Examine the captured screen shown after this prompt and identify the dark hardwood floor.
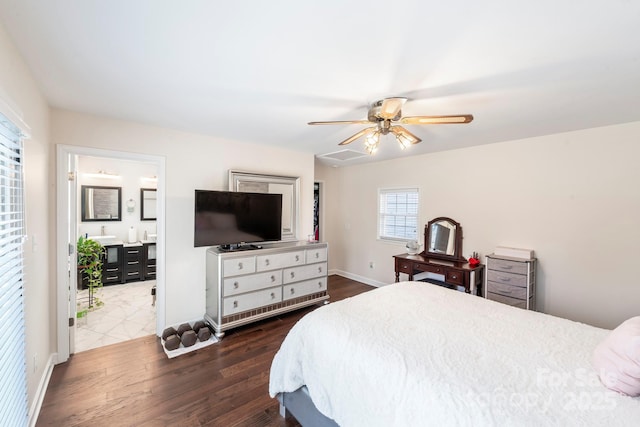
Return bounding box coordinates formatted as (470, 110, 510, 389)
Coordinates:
(37, 275, 373, 427)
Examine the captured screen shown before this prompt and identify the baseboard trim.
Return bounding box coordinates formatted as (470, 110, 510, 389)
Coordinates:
(28, 352, 56, 427)
(329, 270, 387, 288)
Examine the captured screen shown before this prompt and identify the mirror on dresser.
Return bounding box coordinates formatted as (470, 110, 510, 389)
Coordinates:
(422, 217, 466, 262)
(81, 185, 122, 221)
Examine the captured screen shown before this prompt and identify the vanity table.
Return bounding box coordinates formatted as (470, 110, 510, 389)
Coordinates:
(393, 217, 484, 295)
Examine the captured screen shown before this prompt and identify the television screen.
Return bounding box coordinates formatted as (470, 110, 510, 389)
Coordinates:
(194, 190, 282, 248)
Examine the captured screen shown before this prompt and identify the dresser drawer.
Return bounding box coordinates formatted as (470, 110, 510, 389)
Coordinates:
(103, 270, 122, 284)
(415, 263, 446, 275)
(223, 271, 283, 296)
(283, 277, 327, 301)
(396, 259, 412, 274)
(445, 270, 464, 285)
(223, 256, 256, 277)
(487, 280, 527, 299)
(487, 270, 527, 287)
(488, 258, 529, 275)
(223, 287, 282, 315)
(124, 246, 143, 258)
(256, 251, 304, 272)
(487, 292, 533, 309)
(283, 262, 327, 284)
(305, 247, 327, 263)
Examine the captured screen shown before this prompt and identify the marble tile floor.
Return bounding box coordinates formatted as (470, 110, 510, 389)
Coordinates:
(75, 280, 156, 353)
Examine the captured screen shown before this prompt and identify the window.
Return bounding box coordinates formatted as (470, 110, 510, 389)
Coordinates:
(378, 188, 419, 241)
(0, 112, 27, 426)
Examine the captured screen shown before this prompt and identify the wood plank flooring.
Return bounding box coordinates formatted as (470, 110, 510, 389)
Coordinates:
(36, 275, 373, 427)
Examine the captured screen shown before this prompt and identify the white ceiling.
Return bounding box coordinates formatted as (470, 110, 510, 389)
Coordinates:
(1, 1, 640, 166)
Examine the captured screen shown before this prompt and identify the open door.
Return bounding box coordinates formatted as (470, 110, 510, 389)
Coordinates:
(56, 148, 78, 362)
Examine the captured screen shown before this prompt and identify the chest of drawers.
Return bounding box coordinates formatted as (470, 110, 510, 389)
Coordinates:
(485, 254, 536, 310)
(205, 242, 329, 338)
(123, 244, 144, 282)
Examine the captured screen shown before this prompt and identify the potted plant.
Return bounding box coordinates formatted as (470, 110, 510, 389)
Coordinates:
(77, 236, 106, 309)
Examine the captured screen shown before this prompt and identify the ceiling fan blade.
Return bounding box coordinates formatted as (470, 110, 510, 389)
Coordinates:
(377, 97, 407, 119)
(400, 114, 474, 125)
(338, 127, 376, 145)
(308, 120, 372, 125)
(390, 126, 422, 146)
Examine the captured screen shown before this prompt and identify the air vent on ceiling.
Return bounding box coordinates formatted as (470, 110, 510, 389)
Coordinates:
(317, 149, 368, 162)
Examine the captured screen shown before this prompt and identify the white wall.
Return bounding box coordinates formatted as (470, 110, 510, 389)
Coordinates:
(51, 109, 316, 326)
(321, 122, 640, 329)
(77, 155, 158, 241)
(0, 23, 52, 419)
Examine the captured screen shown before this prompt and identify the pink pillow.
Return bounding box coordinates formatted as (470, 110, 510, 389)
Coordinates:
(593, 316, 640, 396)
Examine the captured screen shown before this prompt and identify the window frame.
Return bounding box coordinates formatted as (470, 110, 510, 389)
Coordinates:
(377, 187, 420, 243)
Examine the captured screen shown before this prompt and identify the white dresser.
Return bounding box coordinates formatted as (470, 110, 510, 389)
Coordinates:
(205, 241, 329, 338)
(485, 254, 536, 310)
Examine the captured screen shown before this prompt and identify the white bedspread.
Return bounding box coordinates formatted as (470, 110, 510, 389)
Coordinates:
(269, 282, 640, 426)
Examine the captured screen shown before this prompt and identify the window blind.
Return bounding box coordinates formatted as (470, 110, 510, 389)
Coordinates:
(378, 188, 419, 241)
(0, 112, 27, 427)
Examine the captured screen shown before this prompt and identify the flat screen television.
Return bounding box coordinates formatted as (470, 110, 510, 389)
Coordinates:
(194, 189, 282, 248)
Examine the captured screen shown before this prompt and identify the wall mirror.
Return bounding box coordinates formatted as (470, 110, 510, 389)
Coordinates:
(423, 217, 465, 262)
(229, 170, 299, 241)
(140, 188, 157, 221)
(81, 185, 122, 221)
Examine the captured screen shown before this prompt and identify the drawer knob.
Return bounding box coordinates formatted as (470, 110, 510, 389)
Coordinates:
(290, 288, 295, 295)
(238, 262, 243, 270)
(318, 266, 322, 273)
(451, 274, 457, 279)
(233, 301, 238, 308)
(318, 281, 322, 288)
(295, 255, 300, 261)
(233, 282, 239, 289)
(265, 259, 270, 266)
(290, 272, 295, 279)
(270, 275, 276, 282)
(315, 253, 319, 259)
(270, 292, 276, 299)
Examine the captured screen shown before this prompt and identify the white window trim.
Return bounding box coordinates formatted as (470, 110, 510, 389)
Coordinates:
(377, 187, 419, 243)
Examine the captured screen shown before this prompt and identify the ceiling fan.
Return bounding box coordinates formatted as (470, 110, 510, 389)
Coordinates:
(308, 97, 473, 154)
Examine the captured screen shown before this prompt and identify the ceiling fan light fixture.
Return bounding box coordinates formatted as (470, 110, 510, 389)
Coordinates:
(396, 134, 413, 149)
(364, 131, 380, 155)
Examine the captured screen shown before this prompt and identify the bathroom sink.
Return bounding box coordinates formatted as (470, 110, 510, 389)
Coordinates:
(87, 235, 120, 245)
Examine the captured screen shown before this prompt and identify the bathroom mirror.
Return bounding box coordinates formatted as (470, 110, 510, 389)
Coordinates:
(423, 217, 465, 262)
(140, 188, 157, 221)
(81, 185, 122, 221)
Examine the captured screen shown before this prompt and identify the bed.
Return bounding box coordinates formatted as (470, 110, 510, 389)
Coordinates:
(269, 281, 640, 426)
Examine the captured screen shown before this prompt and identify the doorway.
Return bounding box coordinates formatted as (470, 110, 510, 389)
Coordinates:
(56, 145, 165, 362)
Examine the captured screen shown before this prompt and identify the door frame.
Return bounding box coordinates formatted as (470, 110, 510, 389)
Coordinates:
(55, 144, 166, 363)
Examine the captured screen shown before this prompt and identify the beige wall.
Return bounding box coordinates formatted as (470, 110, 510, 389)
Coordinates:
(320, 122, 640, 329)
(51, 109, 316, 325)
(0, 24, 52, 417)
